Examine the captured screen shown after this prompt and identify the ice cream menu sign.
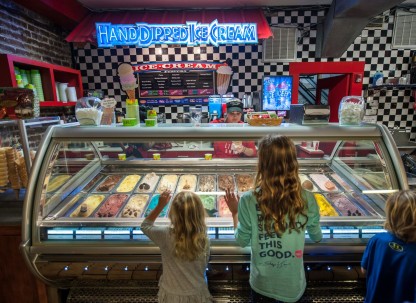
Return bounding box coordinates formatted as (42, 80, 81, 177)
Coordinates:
(123, 62, 229, 105)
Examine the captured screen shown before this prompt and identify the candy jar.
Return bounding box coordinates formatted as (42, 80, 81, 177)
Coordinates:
(75, 97, 102, 126)
(338, 96, 365, 125)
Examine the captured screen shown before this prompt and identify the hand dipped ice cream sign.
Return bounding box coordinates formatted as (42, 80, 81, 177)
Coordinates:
(96, 20, 258, 47)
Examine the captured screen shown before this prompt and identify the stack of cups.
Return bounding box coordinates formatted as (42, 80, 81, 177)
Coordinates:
(31, 70, 44, 101)
(66, 87, 78, 102)
(58, 83, 68, 103)
(55, 82, 60, 101)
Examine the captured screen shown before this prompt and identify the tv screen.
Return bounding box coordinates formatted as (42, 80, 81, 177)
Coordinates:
(261, 75, 293, 111)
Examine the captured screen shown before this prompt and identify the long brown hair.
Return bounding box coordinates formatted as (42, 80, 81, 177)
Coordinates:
(168, 191, 208, 261)
(254, 135, 307, 236)
(384, 190, 416, 242)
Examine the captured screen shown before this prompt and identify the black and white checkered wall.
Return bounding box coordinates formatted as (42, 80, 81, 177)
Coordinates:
(74, 8, 415, 137)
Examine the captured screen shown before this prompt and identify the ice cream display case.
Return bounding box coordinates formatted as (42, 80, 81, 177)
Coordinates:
(21, 123, 407, 288)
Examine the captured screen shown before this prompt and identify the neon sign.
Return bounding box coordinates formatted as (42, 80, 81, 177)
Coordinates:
(96, 20, 258, 47)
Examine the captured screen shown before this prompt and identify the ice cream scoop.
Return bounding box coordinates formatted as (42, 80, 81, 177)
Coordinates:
(118, 63, 138, 100)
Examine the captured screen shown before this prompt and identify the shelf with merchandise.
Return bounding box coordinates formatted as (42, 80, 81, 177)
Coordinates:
(0, 54, 83, 105)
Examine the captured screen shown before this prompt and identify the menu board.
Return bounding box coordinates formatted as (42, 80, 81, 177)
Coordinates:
(138, 70, 215, 105)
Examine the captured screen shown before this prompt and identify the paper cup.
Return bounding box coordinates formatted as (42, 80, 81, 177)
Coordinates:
(153, 153, 160, 160)
(204, 153, 212, 160)
(145, 119, 157, 127)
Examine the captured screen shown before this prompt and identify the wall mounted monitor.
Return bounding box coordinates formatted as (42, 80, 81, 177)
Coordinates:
(261, 75, 293, 111)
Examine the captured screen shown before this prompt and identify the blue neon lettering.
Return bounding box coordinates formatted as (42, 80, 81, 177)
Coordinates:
(96, 20, 257, 47)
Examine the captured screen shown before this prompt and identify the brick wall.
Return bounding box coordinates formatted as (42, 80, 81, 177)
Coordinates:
(0, 0, 72, 67)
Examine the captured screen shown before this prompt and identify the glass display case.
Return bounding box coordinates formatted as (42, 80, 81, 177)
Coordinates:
(0, 117, 62, 199)
(21, 123, 407, 287)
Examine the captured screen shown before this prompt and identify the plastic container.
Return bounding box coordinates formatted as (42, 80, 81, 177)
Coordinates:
(75, 97, 102, 126)
(338, 96, 365, 126)
(372, 71, 383, 86)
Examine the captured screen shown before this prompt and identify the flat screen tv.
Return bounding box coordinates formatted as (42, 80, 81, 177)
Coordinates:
(261, 75, 293, 111)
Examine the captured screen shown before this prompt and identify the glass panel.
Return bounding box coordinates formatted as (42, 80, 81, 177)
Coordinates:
(37, 137, 392, 242)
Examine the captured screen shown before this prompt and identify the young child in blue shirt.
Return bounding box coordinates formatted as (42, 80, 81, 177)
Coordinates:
(361, 190, 416, 303)
(225, 135, 322, 303)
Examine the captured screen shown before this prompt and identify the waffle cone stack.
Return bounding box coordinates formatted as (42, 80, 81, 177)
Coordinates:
(0, 148, 9, 187)
(5, 147, 21, 189)
(15, 154, 28, 188)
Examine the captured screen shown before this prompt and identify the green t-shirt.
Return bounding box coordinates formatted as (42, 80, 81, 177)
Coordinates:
(235, 190, 322, 302)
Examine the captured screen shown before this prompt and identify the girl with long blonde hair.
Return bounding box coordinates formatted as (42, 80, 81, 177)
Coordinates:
(225, 135, 322, 303)
(141, 190, 212, 303)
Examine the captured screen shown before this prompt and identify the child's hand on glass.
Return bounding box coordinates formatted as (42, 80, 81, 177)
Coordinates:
(158, 190, 172, 208)
(224, 187, 239, 215)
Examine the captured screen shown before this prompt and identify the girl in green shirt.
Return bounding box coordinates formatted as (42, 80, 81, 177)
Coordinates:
(225, 135, 322, 303)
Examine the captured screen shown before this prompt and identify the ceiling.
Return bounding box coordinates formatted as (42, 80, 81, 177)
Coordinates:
(10, 0, 416, 57)
(76, 0, 332, 11)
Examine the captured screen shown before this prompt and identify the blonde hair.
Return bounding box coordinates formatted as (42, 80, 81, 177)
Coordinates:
(168, 191, 208, 261)
(254, 135, 307, 236)
(384, 190, 416, 242)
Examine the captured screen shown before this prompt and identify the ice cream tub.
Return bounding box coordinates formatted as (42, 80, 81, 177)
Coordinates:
(116, 174, 142, 193)
(235, 174, 255, 193)
(93, 174, 123, 193)
(82, 174, 104, 192)
(204, 153, 212, 160)
(309, 174, 339, 192)
(142, 194, 171, 218)
(67, 194, 107, 217)
(157, 174, 179, 193)
(324, 192, 368, 216)
(218, 174, 236, 192)
(46, 174, 72, 193)
(218, 195, 232, 217)
(176, 174, 197, 192)
(313, 193, 340, 217)
(299, 174, 319, 192)
(94, 193, 129, 218)
(120, 194, 150, 218)
(199, 195, 218, 217)
(136, 172, 160, 193)
(349, 192, 377, 216)
(153, 153, 160, 160)
(197, 175, 217, 192)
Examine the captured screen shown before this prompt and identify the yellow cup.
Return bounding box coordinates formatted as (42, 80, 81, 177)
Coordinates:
(153, 153, 160, 160)
(204, 153, 212, 160)
(118, 153, 126, 160)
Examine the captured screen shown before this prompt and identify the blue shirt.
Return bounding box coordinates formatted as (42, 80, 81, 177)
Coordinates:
(235, 190, 322, 302)
(361, 232, 416, 303)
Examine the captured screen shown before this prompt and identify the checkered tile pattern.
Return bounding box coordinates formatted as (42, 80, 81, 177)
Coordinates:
(74, 8, 416, 138)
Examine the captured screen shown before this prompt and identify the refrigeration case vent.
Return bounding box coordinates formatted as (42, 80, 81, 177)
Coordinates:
(393, 8, 416, 48)
(262, 27, 297, 62)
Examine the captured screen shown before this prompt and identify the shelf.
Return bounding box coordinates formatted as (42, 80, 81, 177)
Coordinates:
(369, 84, 416, 90)
(0, 54, 83, 107)
(39, 101, 77, 107)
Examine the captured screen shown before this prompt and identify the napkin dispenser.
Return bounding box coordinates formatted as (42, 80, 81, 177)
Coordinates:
(302, 105, 330, 124)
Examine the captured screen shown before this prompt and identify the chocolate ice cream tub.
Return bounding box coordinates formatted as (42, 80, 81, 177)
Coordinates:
(92, 174, 123, 193)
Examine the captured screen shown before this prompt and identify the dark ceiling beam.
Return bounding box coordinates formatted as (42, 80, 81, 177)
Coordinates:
(317, 0, 406, 58)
